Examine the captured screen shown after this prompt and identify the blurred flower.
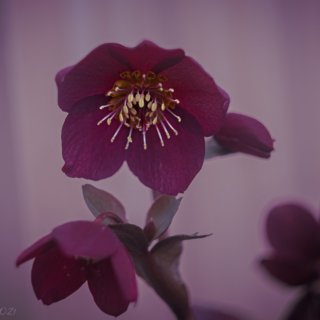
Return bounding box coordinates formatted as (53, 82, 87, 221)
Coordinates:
(260, 203, 320, 320)
(260, 203, 320, 286)
(212, 113, 274, 158)
(16, 219, 137, 317)
(56, 40, 229, 195)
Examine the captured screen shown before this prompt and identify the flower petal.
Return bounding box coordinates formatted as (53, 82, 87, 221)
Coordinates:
(260, 254, 316, 286)
(162, 57, 230, 136)
(32, 246, 88, 305)
(56, 44, 129, 113)
(61, 106, 127, 180)
(127, 110, 205, 195)
(52, 221, 119, 259)
(107, 40, 185, 74)
(110, 244, 138, 303)
(266, 204, 320, 258)
(16, 234, 55, 267)
(88, 248, 137, 317)
(214, 113, 274, 158)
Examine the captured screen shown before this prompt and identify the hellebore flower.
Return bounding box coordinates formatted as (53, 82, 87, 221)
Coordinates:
(56, 40, 230, 195)
(16, 219, 137, 317)
(213, 113, 274, 158)
(260, 203, 320, 287)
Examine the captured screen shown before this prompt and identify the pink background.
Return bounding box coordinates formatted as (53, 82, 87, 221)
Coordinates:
(1, 0, 320, 319)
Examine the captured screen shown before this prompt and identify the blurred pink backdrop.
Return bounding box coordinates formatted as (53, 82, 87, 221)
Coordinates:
(1, 0, 320, 319)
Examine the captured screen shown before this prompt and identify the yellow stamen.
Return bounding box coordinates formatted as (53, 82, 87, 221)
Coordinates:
(151, 103, 157, 112)
(153, 117, 157, 125)
(161, 103, 165, 111)
(146, 94, 151, 101)
(123, 105, 129, 114)
(139, 99, 144, 108)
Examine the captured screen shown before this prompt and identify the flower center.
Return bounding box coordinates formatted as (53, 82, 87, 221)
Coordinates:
(98, 70, 181, 150)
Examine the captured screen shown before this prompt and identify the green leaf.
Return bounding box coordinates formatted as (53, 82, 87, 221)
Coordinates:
(205, 139, 233, 159)
(145, 195, 182, 242)
(82, 184, 126, 223)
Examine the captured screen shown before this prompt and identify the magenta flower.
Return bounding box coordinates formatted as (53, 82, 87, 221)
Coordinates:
(260, 203, 320, 286)
(16, 220, 137, 317)
(214, 113, 274, 158)
(56, 40, 229, 195)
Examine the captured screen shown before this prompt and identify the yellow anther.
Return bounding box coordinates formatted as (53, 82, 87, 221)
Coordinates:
(153, 117, 157, 125)
(115, 87, 119, 91)
(174, 130, 178, 135)
(161, 103, 165, 111)
(169, 88, 174, 92)
(177, 116, 181, 122)
(166, 133, 170, 139)
(107, 119, 112, 125)
(151, 103, 157, 112)
(131, 108, 137, 115)
(147, 102, 152, 109)
(119, 113, 124, 122)
(135, 93, 140, 101)
(128, 94, 133, 102)
(111, 137, 115, 142)
(175, 99, 180, 104)
(107, 92, 111, 96)
(145, 112, 149, 117)
(123, 105, 129, 114)
(124, 123, 130, 127)
(98, 120, 102, 125)
(146, 94, 151, 101)
(144, 144, 147, 150)
(100, 105, 106, 110)
(161, 141, 164, 146)
(127, 136, 132, 143)
(139, 99, 144, 108)
(127, 101, 133, 108)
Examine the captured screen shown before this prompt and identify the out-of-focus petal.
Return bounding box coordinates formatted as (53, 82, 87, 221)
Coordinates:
(52, 221, 119, 259)
(56, 44, 129, 113)
(260, 254, 316, 286)
(162, 57, 229, 136)
(32, 246, 88, 305)
(214, 113, 274, 158)
(16, 234, 55, 267)
(88, 254, 136, 317)
(266, 204, 320, 258)
(61, 107, 127, 180)
(107, 40, 185, 74)
(127, 110, 205, 195)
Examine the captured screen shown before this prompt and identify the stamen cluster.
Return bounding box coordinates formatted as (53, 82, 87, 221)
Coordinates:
(98, 70, 181, 150)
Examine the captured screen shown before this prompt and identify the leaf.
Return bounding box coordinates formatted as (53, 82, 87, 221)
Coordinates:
(136, 234, 211, 320)
(205, 139, 234, 160)
(109, 223, 149, 255)
(145, 195, 182, 241)
(82, 184, 127, 222)
(152, 189, 163, 200)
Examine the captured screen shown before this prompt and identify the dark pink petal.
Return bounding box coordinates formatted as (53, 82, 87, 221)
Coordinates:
(62, 107, 127, 180)
(162, 57, 230, 136)
(56, 44, 129, 113)
(107, 40, 185, 74)
(127, 110, 205, 195)
(16, 234, 55, 267)
(32, 246, 89, 305)
(88, 247, 137, 317)
(266, 204, 320, 258)
(52, 221, 119, 259)
(214, 113, 274, 158)
(110, 244, 138, 303)
(260, 255, 316, 286)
